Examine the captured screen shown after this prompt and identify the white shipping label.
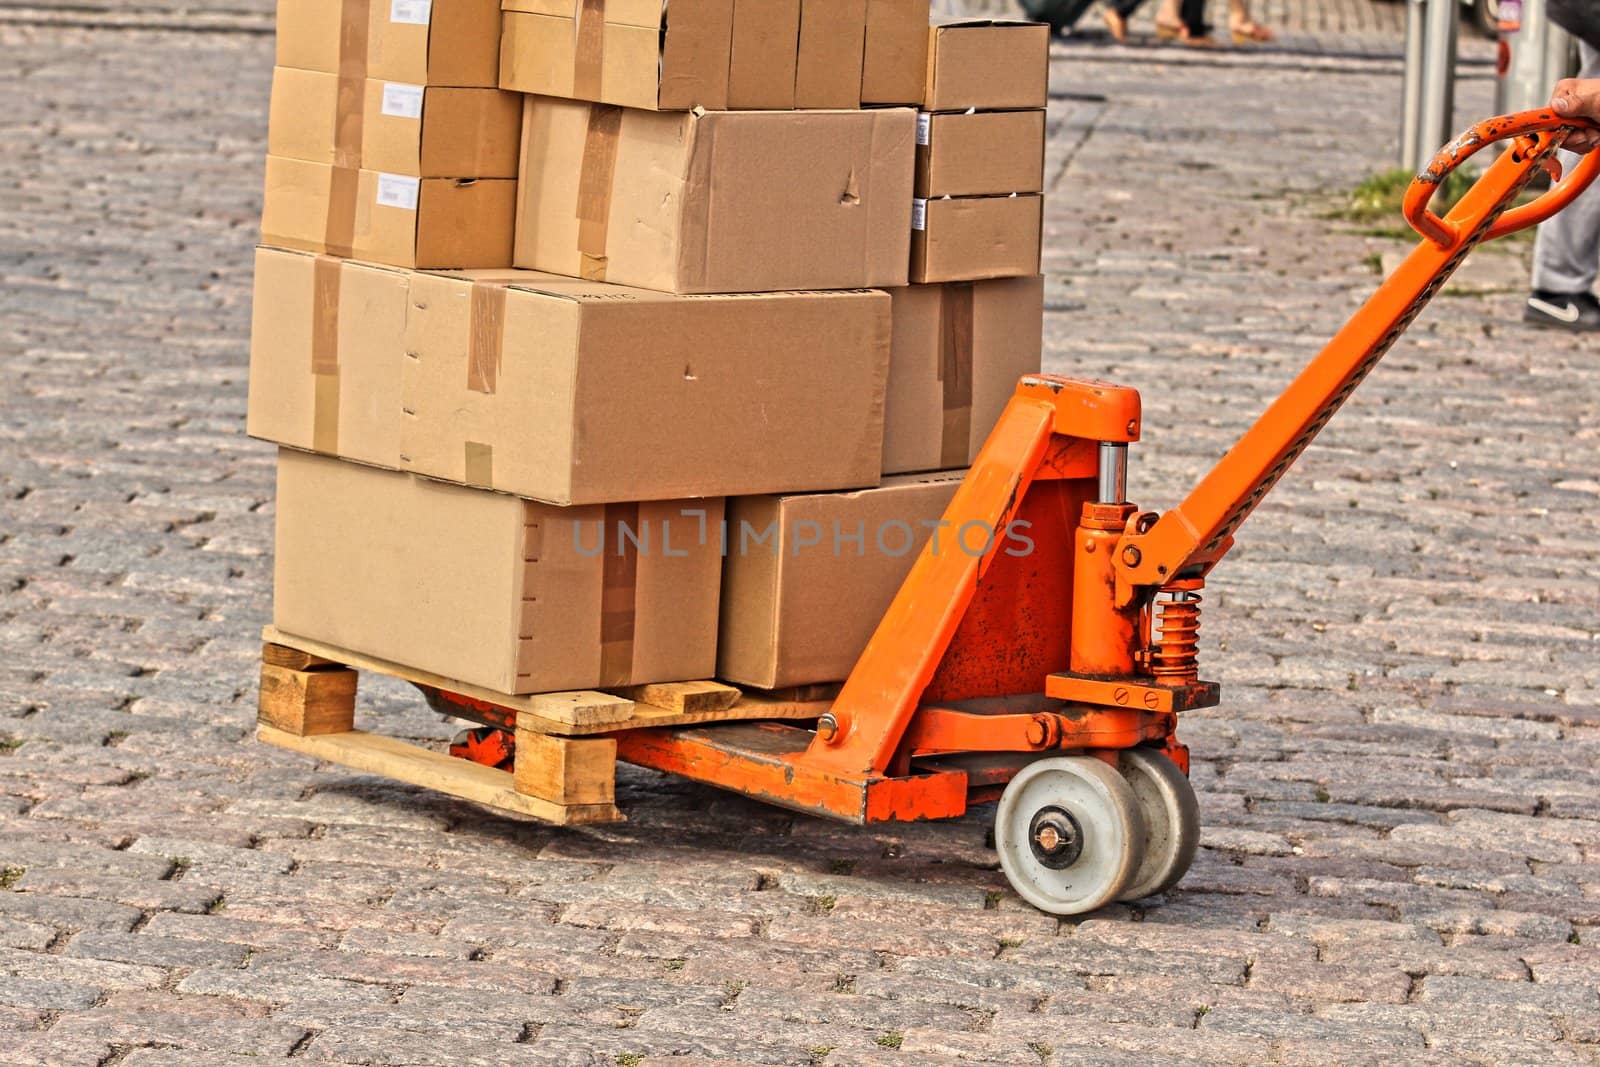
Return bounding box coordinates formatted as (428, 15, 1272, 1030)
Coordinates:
(381, 83, 425, 119)
(916, 113, 931, 146)
(911, 198, 927, 232)
(390, 0, 432, 25)
(376, 173, 421, 211)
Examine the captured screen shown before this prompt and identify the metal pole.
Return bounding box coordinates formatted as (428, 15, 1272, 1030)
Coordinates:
(1416, 0, 1459, 173)
(1401, 0, 1428, 168)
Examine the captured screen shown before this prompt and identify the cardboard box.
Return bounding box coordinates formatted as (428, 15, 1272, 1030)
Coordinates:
(267, 68, 521, 176)
(515, 97, 915, 293)
(882, 276, 1044, 474)
(861, 0, 931, 105)
(248, 247, 409, 469)
(274, 450, 724, 694)
(718, 473, 966, 689)
(924, 19, 1049, 111)
(727, 0, 801, 109)
(261, 156, 515, 268)
(276, 0, 502, 86)
(911, 193, 1042, 283)
(402, 271, 893, 503)
(500, 0, 734, 111)
(795, 0, 868, 108)
(916, 109, 1045, 198)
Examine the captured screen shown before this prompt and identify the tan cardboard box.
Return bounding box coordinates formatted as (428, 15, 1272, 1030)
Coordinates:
(248, 247, 409, 469)
(718, 472, 966, 689)
(882, 276, 1044, 475)
(515, 97, 915, 293)
(276, 0, 501, 86)
(862, 0, 932, 106)
(795, 0, 868, 108)
(500, 0, 734, 110)
(910, 193, 1042, 283)
(274, 450, 724, 694)
(267, 69, 521, 176)
(924, 19, 1049, 111)
(402, 271, 893, 503)
(727, 0, 801, 109)
(916, 110, 1045, 198)
(261, 156, 515, 268)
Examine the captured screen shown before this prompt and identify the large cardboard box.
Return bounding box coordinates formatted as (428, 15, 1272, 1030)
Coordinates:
(402, 271, 893, 503)
(795, 0, 868, 108)
(718, 473, 966, 689)
(261, 156, 515, 268)
(267, 68, 521, 177)
(500, 0, 734, 110)
(924, 19, 1049, 111)
(727, 0, 801, 109)
(911, 193, 1042, 284)
(882, 276, 1043, 475)
(916, 110, 1045, 198)
(862, 0, 932, 106)
(515, 97, 915, 293)
(276, 0, 502, 86)
(274, 450, 724, 694)
(248, 247, 409, 469)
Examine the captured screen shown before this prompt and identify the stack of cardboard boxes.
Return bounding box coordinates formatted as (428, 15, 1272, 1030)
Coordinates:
(249, 1, 1050, 703)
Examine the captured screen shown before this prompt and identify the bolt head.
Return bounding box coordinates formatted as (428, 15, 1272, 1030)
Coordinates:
(817, 713, 839, 743)
(1122, 546, 1142, 566)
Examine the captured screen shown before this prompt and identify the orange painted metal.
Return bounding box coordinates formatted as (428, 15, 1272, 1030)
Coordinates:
(1045, 674, 1220, 714)
(1068, 502, 1141, 677)
(903, 705, 1172, 757)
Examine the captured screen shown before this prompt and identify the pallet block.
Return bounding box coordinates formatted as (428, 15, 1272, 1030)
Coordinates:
(514, 722, 617, 806)
(258, 658, 357, 736)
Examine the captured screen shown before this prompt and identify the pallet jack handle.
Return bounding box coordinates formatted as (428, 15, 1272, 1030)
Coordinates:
(1112, 110, 1600, 602)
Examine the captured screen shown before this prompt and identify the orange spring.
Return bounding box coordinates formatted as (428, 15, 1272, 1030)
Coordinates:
(1150, 578, 1203, 683)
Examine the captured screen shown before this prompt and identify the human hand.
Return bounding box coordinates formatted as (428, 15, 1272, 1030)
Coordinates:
(1551, 79, 1600, 152)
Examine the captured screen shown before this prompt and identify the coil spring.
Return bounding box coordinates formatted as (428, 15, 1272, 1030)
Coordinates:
(1150, 578, 1203, 682)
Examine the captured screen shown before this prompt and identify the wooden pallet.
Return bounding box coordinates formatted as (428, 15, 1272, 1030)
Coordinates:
(256, 627, 833, 825)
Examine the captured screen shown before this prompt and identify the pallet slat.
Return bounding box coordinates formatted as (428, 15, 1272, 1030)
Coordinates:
(257, 724, 623, 826)
(606, 680, 741, 714)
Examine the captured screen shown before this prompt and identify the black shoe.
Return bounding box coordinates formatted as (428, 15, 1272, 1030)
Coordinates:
(1524, 290, 1600, 331)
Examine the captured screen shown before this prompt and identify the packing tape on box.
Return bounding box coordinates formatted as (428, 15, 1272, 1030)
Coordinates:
(576, 104, 623, 281)
(335, 0, 373, 168)
(574, 0, 606, 102)
(598, 500, 639, 687)
(467, 283, 508, 394)
(464, 441, 494, 487)
(311, 256, 342, 454)
(938, 282, 975, 470)
(325, 165, 361, 259)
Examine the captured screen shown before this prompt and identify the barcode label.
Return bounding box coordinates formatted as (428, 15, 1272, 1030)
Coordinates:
(911, 198, 927, 231)
(916, 113, 931, 146)
(390, 0, 432, 25)
(376, 173, 421, 211)
(381, 83, 425, 119)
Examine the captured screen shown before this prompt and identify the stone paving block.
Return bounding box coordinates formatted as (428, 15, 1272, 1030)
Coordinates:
(8, 1034, 114, 1067)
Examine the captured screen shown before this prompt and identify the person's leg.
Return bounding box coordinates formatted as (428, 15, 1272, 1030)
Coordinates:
(1019, 0, 1098, 34)
(1530, 43, 1600, 326)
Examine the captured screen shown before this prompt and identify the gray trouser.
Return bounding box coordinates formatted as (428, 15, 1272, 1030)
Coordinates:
(1532, 43, 1600, 293)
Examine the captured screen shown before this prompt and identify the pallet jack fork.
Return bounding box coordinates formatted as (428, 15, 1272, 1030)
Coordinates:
(604, 111, 1600, 914)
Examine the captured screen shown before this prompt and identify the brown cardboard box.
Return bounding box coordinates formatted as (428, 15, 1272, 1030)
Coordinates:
(515, 97, 915, 293)
(274, 450, 724, 694)
(718, 472, 966, 689)
(882, 276, 1044, 475)
(247, 247, 409, 469)
(261, 156, 515, 268)
(916, 109, 1045, 198)
(861, 0, 931, 105)
(795, 0, 868, 108)
(267, 68, 521, 176)
(275, 0, 501, 86)
(402, 272, 893, 503)
(924, 19, 1049, 111)
(727, 0, 801, 109)
(500, 0, 734, 111)
(911, 193, 1042, 283)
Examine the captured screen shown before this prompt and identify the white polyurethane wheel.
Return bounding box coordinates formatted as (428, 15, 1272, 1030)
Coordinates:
(1117, 748, 1201, 902)
(995, 756, 1144, 916)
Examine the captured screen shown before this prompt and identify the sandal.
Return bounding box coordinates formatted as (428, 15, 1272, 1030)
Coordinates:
(1155, 19, 1217, 45)
(1230, 19, 1274, 43)
(1102, 6, 1129, 43)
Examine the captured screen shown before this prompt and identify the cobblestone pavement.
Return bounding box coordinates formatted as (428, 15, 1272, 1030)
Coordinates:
(5, 4, 1600, 1066)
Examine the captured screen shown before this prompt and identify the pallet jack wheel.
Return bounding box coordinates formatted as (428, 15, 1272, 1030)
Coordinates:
(995, 756, 1145, 916)
(1116, 748, 1201, 902)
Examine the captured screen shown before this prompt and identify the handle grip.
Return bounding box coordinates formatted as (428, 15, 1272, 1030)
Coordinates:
(1402, 109, 1600, 249)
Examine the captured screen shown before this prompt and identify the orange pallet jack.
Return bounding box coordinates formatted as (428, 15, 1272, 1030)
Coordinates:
(436, 112, 1600, 915)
